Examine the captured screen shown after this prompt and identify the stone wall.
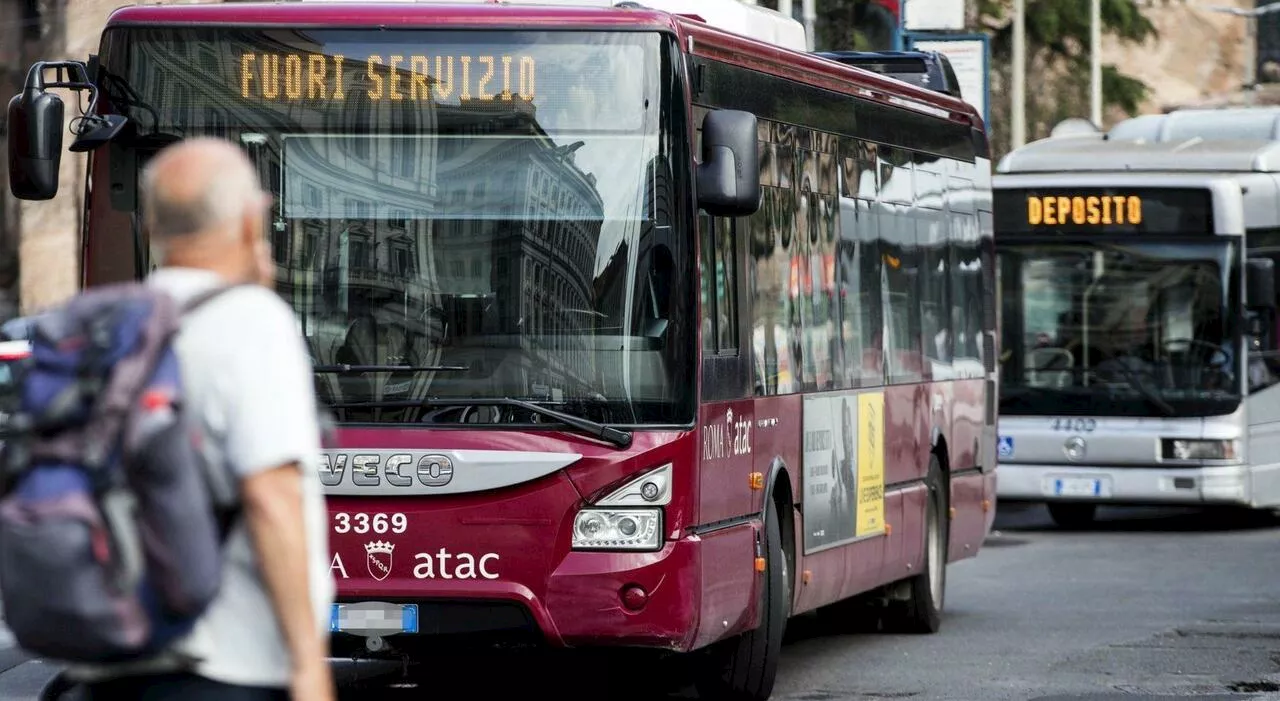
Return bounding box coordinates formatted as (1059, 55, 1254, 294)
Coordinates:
(1102, 0, 1255, 116)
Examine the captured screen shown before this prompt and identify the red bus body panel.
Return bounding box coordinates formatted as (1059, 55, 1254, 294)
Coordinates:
(326, 428, 716, 649)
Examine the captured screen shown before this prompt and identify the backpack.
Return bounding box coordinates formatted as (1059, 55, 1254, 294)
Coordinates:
(0, 281, 248, 665)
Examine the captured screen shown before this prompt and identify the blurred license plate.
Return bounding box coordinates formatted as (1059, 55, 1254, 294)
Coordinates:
(330, 602, 418, 635)
(1048, 476, 1105, 497)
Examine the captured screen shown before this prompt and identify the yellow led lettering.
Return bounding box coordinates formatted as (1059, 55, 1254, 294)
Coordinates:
(478, 55, 495, 100)
(435, 56, 454, 100)
(260, 54, 280, 99)
(307, 54, 327, 99)
(333, 55, 346, 99)
(239, 52, 349, 100)
(236, 52, 536, 103)
(284, 54, 303, 99)
(410, 56, 430, 100)
(501, 55, 513, 101)
(1025, 194, 1146, 227)
(460, 55, 472, 100)
(240, 54, 255, 98)
(389, 55, 405, 101)
(520, 55, 535, 100)
(367, 55, 385, 100)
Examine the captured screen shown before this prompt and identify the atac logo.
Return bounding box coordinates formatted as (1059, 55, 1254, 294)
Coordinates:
(365, 540, 395, 581)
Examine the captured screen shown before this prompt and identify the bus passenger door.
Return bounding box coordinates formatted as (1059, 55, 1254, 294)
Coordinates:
(697, 211, 765, 641)
(1243, 177, 1280, 506)
(698, 213, 757, 523)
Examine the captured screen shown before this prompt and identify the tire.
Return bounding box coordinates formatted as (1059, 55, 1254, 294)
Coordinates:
(883, 453, 948, 634)
(1047, 502, 1096, 529)
(696, 498, 789, 701)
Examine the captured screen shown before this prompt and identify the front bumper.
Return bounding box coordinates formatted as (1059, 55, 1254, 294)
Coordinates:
(996, 462, 1251, 506)
(327, 520, 763, 656)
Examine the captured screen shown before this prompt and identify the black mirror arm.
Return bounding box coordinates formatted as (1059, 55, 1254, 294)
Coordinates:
(25, 61, 97, 98)
(23, 61, 107, 132)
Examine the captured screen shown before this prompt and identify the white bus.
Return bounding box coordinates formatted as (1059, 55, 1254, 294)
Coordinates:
(993, 107, 1280, 527)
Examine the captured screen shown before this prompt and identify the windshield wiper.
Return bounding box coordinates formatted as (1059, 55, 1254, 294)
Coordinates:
(314, 364, 469, 374)
(325, 396, 633, 449)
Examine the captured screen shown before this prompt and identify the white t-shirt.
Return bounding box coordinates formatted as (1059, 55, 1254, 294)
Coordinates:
(70, 267, 334, 687)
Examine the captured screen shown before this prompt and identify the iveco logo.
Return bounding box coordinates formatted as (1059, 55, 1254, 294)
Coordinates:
(319, 452, 454, 489)
(1063, 437, 1087, 462)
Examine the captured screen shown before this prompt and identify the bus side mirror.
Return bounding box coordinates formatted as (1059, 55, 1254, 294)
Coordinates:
(7, 84, 64, 200)
(696, 109, 760, 218)
(1247, 257, 1275, 310)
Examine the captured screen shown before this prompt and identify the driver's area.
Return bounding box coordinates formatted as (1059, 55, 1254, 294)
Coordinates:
(1001, 240, 1241, 417)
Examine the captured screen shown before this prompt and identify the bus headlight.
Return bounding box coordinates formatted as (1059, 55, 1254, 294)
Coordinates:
(572, 508, 662, 550)
(1162, 439, 1239, 461)
(571, 464, 672, 551)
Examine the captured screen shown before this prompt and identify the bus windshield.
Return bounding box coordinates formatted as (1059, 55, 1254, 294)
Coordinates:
(102, 27, 691, 426)
(998, 240, 1242, 418)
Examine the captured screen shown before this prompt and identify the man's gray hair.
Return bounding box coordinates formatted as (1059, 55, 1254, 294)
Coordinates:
(139, 141, 262, 240)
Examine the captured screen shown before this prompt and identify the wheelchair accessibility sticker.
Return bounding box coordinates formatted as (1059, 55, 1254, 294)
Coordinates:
(997, 436, 1014, 459)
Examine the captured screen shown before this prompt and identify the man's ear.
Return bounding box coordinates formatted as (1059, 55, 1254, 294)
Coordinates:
(240, 191, 272, 246)
(240, 207, 264, 248)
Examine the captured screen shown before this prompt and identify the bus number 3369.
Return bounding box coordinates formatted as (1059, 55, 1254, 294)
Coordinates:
(333, 512, 409, 534)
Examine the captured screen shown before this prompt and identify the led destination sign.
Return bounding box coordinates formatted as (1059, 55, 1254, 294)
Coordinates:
(1025, 194, 1142, 227)
(115, 27, 651, 132)
(238, 52, 537, 103)
(994, 187, 1215, 235)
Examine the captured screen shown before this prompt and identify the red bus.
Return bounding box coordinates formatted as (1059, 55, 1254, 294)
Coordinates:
(5, 0, 998, 697)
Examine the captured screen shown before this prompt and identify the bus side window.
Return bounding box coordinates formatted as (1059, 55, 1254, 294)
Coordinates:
(700, 213, 715, 352)
(700, 213, 739, 356)
(916, 162, 951, 369)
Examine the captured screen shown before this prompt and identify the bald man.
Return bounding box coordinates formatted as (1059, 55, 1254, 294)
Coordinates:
(71, 138, 336, 701)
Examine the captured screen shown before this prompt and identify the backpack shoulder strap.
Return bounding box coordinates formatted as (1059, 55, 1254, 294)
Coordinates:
(178, 281, 261, 317)
(170, 281, 262, 540)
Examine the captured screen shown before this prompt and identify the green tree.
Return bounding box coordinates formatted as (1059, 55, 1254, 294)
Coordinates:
(978, 0, 1157, 159)
(761, 0, 1157, 160)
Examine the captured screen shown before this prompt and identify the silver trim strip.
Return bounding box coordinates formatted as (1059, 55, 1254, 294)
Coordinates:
(318, 449, 582, 496)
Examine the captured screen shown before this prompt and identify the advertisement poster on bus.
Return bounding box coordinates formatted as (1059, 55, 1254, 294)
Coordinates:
(802, 390, 886, 553)
(855, 392, 886, 537)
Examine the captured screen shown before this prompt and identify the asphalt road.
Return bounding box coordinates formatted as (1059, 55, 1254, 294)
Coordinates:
(3, 503, 1280, 701)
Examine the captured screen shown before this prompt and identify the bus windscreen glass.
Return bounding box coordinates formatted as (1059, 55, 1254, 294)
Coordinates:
(997, 240, 1243, 418)
(994, 187, 1215, 235)
(102, 28, 691, 425)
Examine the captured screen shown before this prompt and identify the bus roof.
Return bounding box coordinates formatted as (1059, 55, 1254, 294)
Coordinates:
(103, 1, 983, 128)
(997, 106, 1280, 176)
(104, 0, 806, 47)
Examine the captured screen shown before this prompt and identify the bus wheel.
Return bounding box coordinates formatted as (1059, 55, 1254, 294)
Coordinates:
(1047, 502, 1096, 529)
(695, 498, 788, 701)
(883, 453, 948, 634)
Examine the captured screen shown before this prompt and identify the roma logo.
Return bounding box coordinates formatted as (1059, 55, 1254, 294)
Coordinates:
(365, 540, 395, 581)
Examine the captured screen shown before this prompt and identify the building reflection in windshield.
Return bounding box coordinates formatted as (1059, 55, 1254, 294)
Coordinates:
(277, 100, 608, 417)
